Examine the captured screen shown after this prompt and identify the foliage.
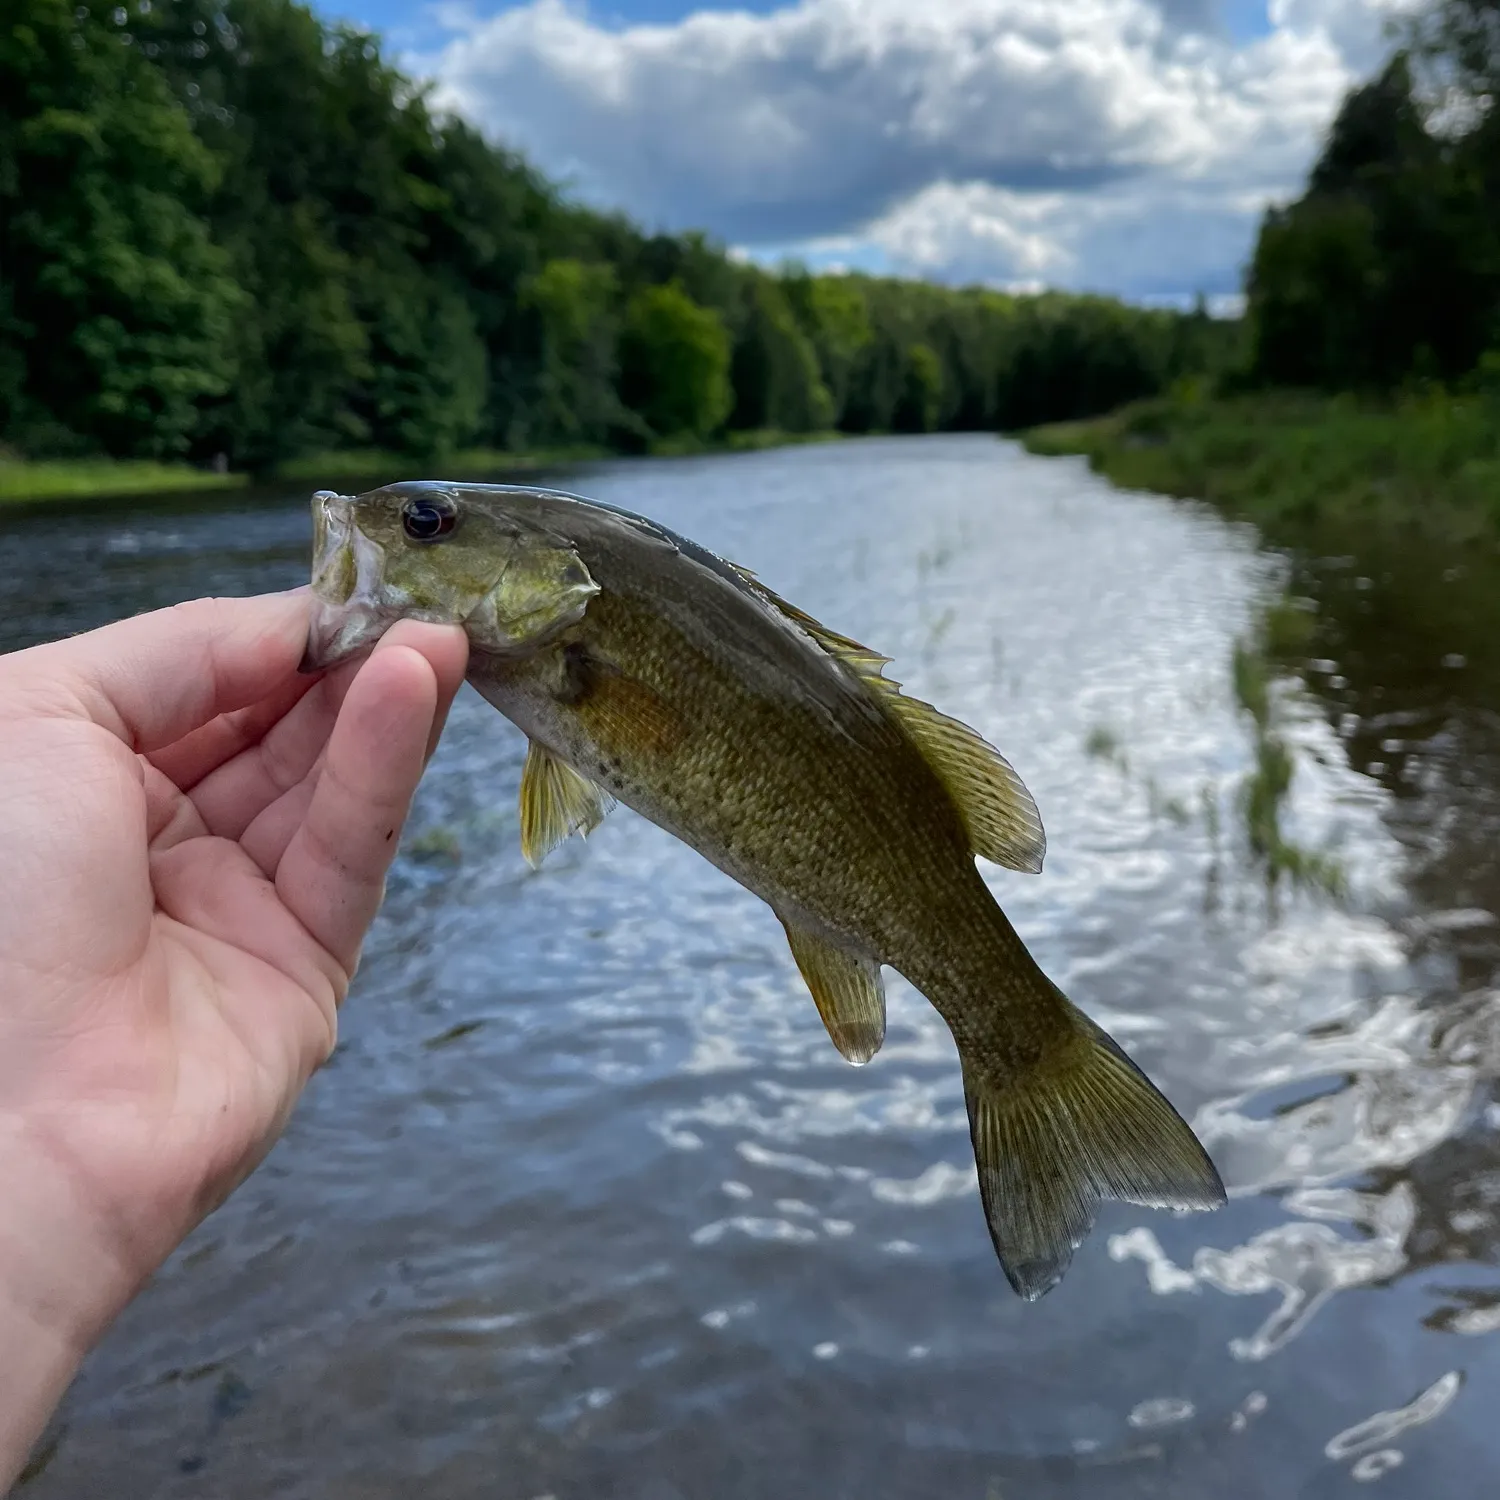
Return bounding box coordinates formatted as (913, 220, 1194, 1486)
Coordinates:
(1, 0, 1235, 470)
(1246, 34, 1500, 390)
(1021, 389, 1500, 545)
(0, 0, 243, 457)
(619, 282, 733, 441)
(730, 276, 832, 433)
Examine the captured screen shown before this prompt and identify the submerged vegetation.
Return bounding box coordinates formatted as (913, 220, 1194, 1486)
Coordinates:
(1230, 601, 1347, 902)
(1082, 586, 1345, 910)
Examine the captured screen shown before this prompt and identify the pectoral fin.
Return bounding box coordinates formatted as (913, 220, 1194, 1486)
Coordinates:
(519, 740, 615, 868)
(782, 920, 886, 1064)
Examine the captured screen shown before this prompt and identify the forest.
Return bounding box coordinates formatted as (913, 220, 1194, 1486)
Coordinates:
(1, 0, 1236, 475)
(1244, 0, 1500, 393)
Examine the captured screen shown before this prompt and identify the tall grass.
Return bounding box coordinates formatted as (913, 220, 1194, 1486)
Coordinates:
(1022, 390, 1500, 545)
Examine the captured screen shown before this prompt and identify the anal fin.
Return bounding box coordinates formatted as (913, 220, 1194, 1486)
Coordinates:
(519, 740, 615, 868)
(781, 920, 886, 1064)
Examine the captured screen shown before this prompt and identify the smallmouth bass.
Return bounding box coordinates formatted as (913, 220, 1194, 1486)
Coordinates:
(301, 481, 1225, 1298)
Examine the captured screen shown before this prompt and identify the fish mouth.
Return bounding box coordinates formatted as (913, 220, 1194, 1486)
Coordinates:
(299, 490, 394, 673)
(299, 595, 395, 673)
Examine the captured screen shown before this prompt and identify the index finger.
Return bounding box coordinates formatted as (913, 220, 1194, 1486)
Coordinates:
(14, 591, 313, 753)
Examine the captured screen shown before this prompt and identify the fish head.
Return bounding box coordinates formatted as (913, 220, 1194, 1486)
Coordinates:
(301, 482, 599, 672)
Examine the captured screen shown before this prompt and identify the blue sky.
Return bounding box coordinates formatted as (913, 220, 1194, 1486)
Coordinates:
(329, 0, 1277, 42)
(314, 0, 1408, 302)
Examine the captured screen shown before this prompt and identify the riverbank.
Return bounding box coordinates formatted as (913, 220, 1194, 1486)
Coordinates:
(0, 429, 845, 507)
(1021, 391, 1500, 547)
(0, 459, 248, 505)
(269, 429, 842, 485)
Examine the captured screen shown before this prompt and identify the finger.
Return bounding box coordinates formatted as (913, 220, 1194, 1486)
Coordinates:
(19, 591, 313, 753)
(418, 620, 469, 754)
(147, 670, 323, 792)
(191, 620, 465, 848)
(151, 837, 346, 1056)
(179, 671, 350, 842)
(239, 768, 319, 879)
(144, 760, 209, 849)
(274, 624, 465, 974)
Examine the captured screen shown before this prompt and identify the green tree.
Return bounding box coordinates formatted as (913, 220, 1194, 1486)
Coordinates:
(521, 258, 625, 446)
(730, 276, 833, 432)
(783, 271, 872, 425)
(618, 282, 732, 440)
(894, 343, 943, 432)
(0, 0, 242, 457)
(1247, 50, 1499, 389)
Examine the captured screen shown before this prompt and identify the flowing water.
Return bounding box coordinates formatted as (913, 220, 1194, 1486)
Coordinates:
(6, 434, 1500, 1498)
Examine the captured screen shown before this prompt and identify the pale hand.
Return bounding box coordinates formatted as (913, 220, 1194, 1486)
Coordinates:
(0, 592, 468, 1487)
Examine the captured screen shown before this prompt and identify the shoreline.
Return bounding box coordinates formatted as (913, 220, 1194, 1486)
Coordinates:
(0, 429, 846, 508)
(1019, 391, 1500, 550)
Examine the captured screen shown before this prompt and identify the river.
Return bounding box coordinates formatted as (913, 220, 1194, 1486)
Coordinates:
(6, 434, 1499, 1498)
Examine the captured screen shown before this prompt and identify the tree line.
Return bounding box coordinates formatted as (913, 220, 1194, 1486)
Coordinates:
(1, 0, 1236, 470)
(1246, 0, 1500, 391)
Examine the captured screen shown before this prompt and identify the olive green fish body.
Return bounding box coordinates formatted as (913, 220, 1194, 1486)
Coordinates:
(302, 481, 1225, 1298)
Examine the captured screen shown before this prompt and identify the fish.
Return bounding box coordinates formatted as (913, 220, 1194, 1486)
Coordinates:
(301, 480, 1226, 1298)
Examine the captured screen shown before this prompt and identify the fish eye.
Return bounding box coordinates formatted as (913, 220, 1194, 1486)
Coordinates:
(401, 496, 458, 543)
(561, 559, 589, 587)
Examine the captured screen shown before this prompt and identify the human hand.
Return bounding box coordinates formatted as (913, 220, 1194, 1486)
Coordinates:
(0, 591, 467, 1485)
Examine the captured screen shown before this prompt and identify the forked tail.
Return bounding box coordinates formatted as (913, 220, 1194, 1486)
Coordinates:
(960, 997, 1225, 1300)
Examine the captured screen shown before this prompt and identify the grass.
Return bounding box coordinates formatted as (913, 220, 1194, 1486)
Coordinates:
(0, 458, 247, 505)
(2, 428, 845, 505)
(1021, 388, 1500, 547)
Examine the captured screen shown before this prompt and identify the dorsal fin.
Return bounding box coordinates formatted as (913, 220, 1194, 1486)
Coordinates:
(732, 567, 1045, 874)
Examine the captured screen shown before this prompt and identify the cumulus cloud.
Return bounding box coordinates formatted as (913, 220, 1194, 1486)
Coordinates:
(420, 0, 1422, 297)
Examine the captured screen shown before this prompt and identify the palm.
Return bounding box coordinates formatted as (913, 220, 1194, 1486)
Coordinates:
(0, 595, 467, 1294)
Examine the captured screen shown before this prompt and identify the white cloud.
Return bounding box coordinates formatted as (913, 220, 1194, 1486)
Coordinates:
(418, 0, 1422, 297)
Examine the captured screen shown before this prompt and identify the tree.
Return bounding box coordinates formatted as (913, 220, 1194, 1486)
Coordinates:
(0, 0, 242, 457)
(618, 283, 732, 440)
(730, 275, 832, 433)
(521, 258, 625, 446)
(783, 271, 872, 426)
(894, 343, 943, 432)
(1246, 51, 1499, 388)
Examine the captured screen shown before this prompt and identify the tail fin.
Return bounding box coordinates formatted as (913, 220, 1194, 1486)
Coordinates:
(962, 1005, 1225, 1300)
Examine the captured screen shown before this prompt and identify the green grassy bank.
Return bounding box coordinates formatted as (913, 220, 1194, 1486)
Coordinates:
(0, 459, 249, 505)
(1021, 391, 1500, 547)
(0, 429, 846, 507)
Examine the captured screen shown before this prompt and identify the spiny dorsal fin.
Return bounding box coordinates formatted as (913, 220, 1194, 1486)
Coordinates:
(733, 568, 1045, 874)
(781, 919, 886, 1065)
(519, 740, 615, 868)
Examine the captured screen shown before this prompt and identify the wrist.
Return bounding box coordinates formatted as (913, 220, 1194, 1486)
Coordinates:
(0, 1122, 146, 1488)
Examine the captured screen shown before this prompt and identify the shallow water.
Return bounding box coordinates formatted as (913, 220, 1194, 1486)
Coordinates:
(6, 434, 1499, 1498)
